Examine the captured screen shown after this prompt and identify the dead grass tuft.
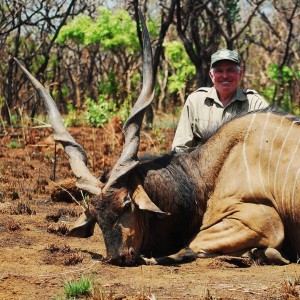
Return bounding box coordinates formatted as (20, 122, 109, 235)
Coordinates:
(45, 212, 61, 222)
(47, 223, 69, 235)
(280, 273, 300, 299)
(63, 252, 84, 266)
(58, 207, 80, 218)
(46, 243, 71, 253)
(11, 190, 20, 200)
(61, 244, 71, 253)
(13, 201, 36, 215)
(46, 243, 60, 253)
(45, 208, 79, 223)
(44, 243, 83, 266)
(6, 220, 20, 231)
(34, 176, 48, 194)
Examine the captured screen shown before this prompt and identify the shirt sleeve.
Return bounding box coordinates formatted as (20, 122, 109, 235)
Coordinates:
(245, 90, 269, 110)
(171, 97, 195, 153)
(257, 94, 269, 109)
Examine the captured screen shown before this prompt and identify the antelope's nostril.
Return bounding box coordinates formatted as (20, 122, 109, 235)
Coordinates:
(115, 248, 136, 266)
(129, 247, 135, 258)
(120, 253, 126, 262)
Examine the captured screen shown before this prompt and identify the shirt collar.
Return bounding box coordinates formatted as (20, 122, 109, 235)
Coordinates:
(207, 87, 247, 107)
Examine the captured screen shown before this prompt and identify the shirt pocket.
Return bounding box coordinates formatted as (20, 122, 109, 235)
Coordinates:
(192, 118, 210, 138)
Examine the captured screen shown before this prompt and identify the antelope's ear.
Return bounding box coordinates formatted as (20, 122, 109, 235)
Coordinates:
(67, 209, 97, 238)
(131, 180, 169, 216)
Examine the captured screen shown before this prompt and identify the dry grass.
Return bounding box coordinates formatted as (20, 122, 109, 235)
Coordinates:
(280, 273, 300, 299)
(46, 222, 69, 235)
(46, 243, 61, 253)
(63, 252, 84, 266)
(6, 219, 20, 231)
(45, 208, 79, 222)
(13, 201, 36, 215)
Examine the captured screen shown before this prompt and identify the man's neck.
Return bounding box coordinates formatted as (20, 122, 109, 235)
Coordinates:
(218, 91, 237, 107)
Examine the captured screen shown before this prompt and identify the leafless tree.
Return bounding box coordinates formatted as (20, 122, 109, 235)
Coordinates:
(0, 0, 92, 124)
(126, 0, 176, 127)
(1, 0, 299, 128)
(247, 0, 300, 107)
(175, 0, 266, 87)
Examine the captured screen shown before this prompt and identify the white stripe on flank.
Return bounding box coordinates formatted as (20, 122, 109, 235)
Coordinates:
(243, 113, 256, 199)
(268, 116, 286, 189)
(274, 121, 295, 201)
(243, 113, 282, 245)
(259, 112, 270, 198)
(281, 126, 300, 211)
(292, 168, 300, 222)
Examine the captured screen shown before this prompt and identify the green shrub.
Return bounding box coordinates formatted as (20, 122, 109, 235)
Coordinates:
(164, 40, 196, 94)
(85, 96, 116, 128)
(9, 114, 19, 126)
(116, 99, 131, 123)
(265, 63, 300, 113)
(63, 103, 82, 127)
(7, 140, 22, 149)
(64, 275, 93, 298)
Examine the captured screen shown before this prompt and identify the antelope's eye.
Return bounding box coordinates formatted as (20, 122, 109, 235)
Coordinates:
(123, 195, 132, 211)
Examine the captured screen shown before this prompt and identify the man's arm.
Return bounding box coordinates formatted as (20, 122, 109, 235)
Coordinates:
(245, 90, 269, 110)
(171, 99, 195, 153)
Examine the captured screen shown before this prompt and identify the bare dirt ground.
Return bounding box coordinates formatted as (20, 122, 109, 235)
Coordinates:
(1, 122, 300, 300)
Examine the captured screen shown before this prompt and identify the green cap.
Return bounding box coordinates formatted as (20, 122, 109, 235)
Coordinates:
(210, 49, 240, 68)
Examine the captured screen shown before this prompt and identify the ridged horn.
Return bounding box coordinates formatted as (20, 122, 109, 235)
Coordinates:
(14, 58, 102, 196)
(103, 10, 154, 193)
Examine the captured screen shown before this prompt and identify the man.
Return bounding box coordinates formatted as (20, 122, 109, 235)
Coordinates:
(172, 49, 269, 153)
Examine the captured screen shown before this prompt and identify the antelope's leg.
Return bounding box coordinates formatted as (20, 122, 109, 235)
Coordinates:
(142, 201, 288, 266)
(188, 201, 287, 263)
(140, 247, 198, 265)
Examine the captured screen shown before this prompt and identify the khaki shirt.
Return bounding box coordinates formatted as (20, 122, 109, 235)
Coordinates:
(172, 87, 269, 153)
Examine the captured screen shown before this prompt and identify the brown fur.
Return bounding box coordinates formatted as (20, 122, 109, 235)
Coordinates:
(142, 110, 299, 265)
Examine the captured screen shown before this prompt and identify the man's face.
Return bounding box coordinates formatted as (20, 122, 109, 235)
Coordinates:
(209, 60, 243, 96)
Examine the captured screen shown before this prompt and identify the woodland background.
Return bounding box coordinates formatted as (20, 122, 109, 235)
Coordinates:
(0, 0, 300, 130)
(0, 2, 300, 298)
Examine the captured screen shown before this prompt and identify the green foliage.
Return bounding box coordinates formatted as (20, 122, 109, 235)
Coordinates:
(64, 275, 93, 298)
(267, 63, 298, 84)
(99, 72, 119, 97)
(292, 106, 300, 116)
(261, 85, 275, 103)
(264, 63, 300, 113)
(66, 102, 74, 112)
(50, 56, 59, 69)
(56, 14, 91, 45)
(55, 6, 161, 122)
(152, 127, 166, 144)
(56, 7, 140, 52)
(7, 140, 22, 149)
(132, 72, 141, 88)
(63, 103, 81, 127)
(225, 0, 241, 22)
(32, 55, 46, 74)
(164, 41, 196, 93)
(212, 0, 241, 22)
(9, 114, 19, 126)
(116, 99, 131, 123)
(44, 152, 52, 160)
(61, 85, 69, 97)
(85, 96, 116, 128)
(51, 85, 69, 102)
(56, 6, 145, 114)
(0, 97, 4, 108)
(84, 95, 133, 127)
(144, 16, 160, 38)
